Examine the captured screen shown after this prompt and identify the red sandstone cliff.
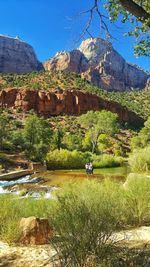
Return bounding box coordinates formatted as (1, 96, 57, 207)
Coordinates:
(0, 88, 144, 127)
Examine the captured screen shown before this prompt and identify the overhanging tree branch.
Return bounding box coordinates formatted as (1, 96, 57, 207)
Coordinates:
(119, 0, 150, 23)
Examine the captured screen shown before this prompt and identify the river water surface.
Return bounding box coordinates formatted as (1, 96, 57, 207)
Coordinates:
(0, 166, 129, 198)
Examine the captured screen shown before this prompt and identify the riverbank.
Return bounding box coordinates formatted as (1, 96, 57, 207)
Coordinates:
(0, 169, 33, 181)
(0, 227, 150, 267)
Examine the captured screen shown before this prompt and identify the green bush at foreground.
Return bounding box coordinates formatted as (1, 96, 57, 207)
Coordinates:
(124, 174, 150, 226)
(46, 149, 124, 169)
(128, 146, 150, 173)
(49, 180, 126, 266)
(49, 178, 150, 266)
(0, 177, 150, 266)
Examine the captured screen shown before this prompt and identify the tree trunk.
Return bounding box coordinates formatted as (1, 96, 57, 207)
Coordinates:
(91, 141, 96, 154)
(119, 0, 150, 23)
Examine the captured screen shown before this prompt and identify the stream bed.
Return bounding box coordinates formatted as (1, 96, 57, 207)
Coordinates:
(0, 174, 57, 198)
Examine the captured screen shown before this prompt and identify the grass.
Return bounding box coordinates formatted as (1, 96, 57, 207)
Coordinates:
(0, 195, 52, 244)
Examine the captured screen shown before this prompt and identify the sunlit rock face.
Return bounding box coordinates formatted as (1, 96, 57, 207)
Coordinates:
(44, 38, 149, 92)
(0, 35, 43, 73)
(145, 78, 150, 92)
(44, 49, 88, 73)
(0, 88, 144, 127)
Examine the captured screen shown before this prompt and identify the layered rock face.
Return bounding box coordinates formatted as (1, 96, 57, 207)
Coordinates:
(44, 38, 149, 92)
(0, 88, 144, 127)
(0, 35, 43, 73)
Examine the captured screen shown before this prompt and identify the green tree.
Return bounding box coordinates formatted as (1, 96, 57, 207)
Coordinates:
(106, 0, 150, 56)
(82, 0, 150, 56)
(79, 111, 119, 153)
(23, 115, 52, 161)
(62, 132, 82, 151)
(51, 129, 64, 150)
(0, 113, 10, 149)
(82, 131, 93, 152)
(131, 116, 150, 149)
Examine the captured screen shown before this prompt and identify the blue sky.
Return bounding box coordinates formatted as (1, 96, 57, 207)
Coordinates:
(0, 0, 149, 70)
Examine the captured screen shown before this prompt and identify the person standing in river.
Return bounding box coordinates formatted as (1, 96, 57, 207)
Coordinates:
(89, 163, 93, 175)
(85, 163, 89, 174)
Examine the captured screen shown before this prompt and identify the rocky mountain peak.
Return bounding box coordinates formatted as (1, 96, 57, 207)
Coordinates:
(79, 37, 112, 64)
(44, 37, 149, 92)
(0, 35, 43, 74)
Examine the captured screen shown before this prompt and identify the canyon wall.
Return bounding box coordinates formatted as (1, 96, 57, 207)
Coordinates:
(0, 35, 43, 73)
(0, 88, 144, 127)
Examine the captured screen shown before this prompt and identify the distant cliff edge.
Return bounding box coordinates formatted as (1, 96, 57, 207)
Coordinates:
(0, 35, 43, 73)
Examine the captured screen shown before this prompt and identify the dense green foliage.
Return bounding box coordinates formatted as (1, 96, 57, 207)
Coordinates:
(129, 117, 150, 173)
(0, 111, 53, 161)
(0, 71, 149, 118)
(46, 149, 89, 169)
(131, 116, 150, 149)
(128, 145, 150, 172)
(46, 149, 123, 169)
(91, 154, 124, 168)
(23, 115, 52, 161)
(79, 111, 119, 153)
(0, 110, 129, 166)
(0, 113, 11, 150)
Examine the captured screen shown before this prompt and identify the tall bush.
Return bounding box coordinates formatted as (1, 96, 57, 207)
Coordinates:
(124, 174, 150, 225)
(92, 154, 124, 168)
(128, 146, 150, 173)
(46, 149, 90, 169)
(49, 180, 126, 266)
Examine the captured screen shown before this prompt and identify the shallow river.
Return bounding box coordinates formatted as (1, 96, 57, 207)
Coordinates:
(0, 166, 128, 198)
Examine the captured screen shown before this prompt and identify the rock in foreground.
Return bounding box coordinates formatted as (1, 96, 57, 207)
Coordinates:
(20, 217, 53, 245)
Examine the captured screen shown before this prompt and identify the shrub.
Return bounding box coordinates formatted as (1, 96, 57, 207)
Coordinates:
(124, 174, 150, 225)
(46, 149, 124, 170)
(91, 154, 124, 168)
(46, 149, 90, 169)
(128, 146, 150, 173)
(49, 180, 126, 266)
